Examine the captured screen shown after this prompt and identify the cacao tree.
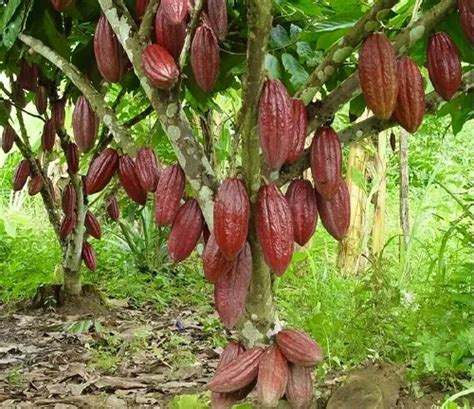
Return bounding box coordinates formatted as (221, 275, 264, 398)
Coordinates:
(0, 0, 473, 406)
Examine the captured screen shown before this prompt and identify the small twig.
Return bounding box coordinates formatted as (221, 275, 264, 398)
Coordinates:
(138, 0, 159, 42)
(179, 0, 206, 71)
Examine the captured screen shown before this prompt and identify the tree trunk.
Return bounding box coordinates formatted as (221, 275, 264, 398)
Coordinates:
(372, 131, 388, 257)
(399, 128, 410, 255)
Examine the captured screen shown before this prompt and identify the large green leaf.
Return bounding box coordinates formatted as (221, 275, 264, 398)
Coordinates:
(281, 53, 308, 89)
(42, 10, 70, 59)
(1, 0, 22, 29)
(265, 54, 282, 80)
(2, 2, 26, 49)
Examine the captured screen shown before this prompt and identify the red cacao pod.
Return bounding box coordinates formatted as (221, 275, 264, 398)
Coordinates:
(427, 32, 462, 101)
(207, 348, 264, 393)
(206, 0, 228, 41)
(136, 147, 161, 193)
(161, 0, 188, 24)
(359, 33, 398, 120)
(85, 210, 102, 240)
(276, 329, 323, 368)
(191, 24, 220, 93)
(82, 241, 97, 272)
(463, 0, 474, 13)
(155, 7, 187, 61)
(2, 125, 16, 153)
(66, 143, 80, 174)
(51, 0, 75, 12)
(13, 160, 31, 191)
(35, 85, 48, 115)
(286, 364, 314, 409)
(155, 164, 185, 226)
(258, 80, 293, 170)
(62, 183, 76, 215)
(85, 148, 119, 195)
(136, 0, 150, 20)
(285, 179, 318, 246)
(459, 0, 474, 43)
(18, 62, 38, 92)
(286, 99, 308, 165)
(203, 233, 235, 284)
(310, 127, 342, 201)
(142, 44, 180, 90)
(52, 99, 66, 130)
(118, 154, 147, 205)
(256, 184, 294, 276)
(392, 57, 425, 134)
(107, 196, 120, 221)
(316, 180, 350, 241)
(41, 119, 56, 152)
(256, 346, 289, 407)
(213, 178, 250, 260)
(217, 342, 246, 371)
(73, 96, 98, 152)
(215, 242, 252, 329)
(59, 213, 77, 240)
(28, 175, 43, 196)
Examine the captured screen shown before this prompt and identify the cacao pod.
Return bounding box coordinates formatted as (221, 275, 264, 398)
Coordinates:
(213, 178, 250, 259)
(41, 119, 56, 152)
(66, 143, 80, 174)
(256, 184, 294, 276)
(85, 210, 102, 240)
(463, 0, 474, 13)
(215, 242, 252, 329)
(28, 175, 43, 196)
(206, 0, 228, 41)
(191, 24, 220, 93)
(59, 213, 77, 240)
(258, 79, 292, 170)
(136, 0, 150, 21)
(286, 364, 314, 409)
(427, 32, 462, 101)
(155, 164, 185, 226)
(107, 196, 120, 221)
(118, 154, 148, 205)
(155, 7, 187, 61)
(73, 96, 98, 152)
(136, 147, 161, 192)
(2, 125, 16, 153)
(52, 99, 66, 130)
(85, 148, 119, 195)
(203, 233, 235, 284)
(62, 183, 76, 215)
(316, 180, 350, 241)
(359, 33, 398, 120)
(51, 0, 75, 12)
(217, 342, 246, 371)
(310, 127, 342, 200)
(286, 99, 308, 165)
(285, 179, 318, 246)
(256, 346, 289, 407)
(392, 56, 425, 134)
(207, 347, 264, 393)
(168, 199, 204, 263)
(161, 0, 188, 24)
(459, 0, 474, 43)
(82, 241, 97, 272)
(13, 160, 31, 191)
(35, 85, 48, 115)
(18, 62, 38, 92)
(142, 44, 180, 90)
(276, 329, 323, 368)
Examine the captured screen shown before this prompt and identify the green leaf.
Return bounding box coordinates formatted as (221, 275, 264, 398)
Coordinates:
(42, 10, 70, 59)
(271, 25, 290, 48)
(1, 0, 22, 29)
(436, 94, 474, 135)
(351, 167, 366, 191)
(2, 217, 17, 238)
(281, 53, 308, 89)
(349, 94, 366, 120)
(265, 54, 282, 80)
(2, 4, 26, 49)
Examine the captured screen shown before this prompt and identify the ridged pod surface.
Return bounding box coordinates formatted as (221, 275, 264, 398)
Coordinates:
(463, 0, 474, 12)
(107, 196, 120, 221)
(66, 143, 80, 174)
(459, 0, 474, 43)
(285, 179, 318, 246)
(41, 119, 56, 152)
(136, 147, 161, 192)
(168, 199, 204, 263)
(59, 213, 77, 240)
(155, 7, 187, 61)
(256, 346, 289, 408)
(392, 57, 425, 134)
(359, 33, 398, 120)
(203, 233, 235, 284)
(82, 241, 97, 272)
(213, 178, 250, 259)
(85, 211, 102, 240)
(18, 62, 38, 91)
(286, 99, 308, 164)
(73, 96, 98, 152)
(52, 99, 66, 129)
(427, 32, 462, 101)
(51, 0, 75, 12)
(28, 175, 43, 196)
(316, 180, 350, 241)
(256, 184, 294, 276)
(215, 242, 252, 329)
(135, 0, 150, 21)
(155, 165, 185, 226)
(310, 127, 342, 201)
(13, 160, 31, 191)
(161, 0, 188, 24)
(286, 364, 314, 409)
(62, 183, 76, 215)
(118, 155, 147, 205)
(85, 148, 119, 195)
(206, 0, 228, 41)
(2, 125, 16, 153)
(258, 80, 292, 170)
(276, 329, 323, 368)
(35, 86, 48, 115)
(142, 44, 180, 90)
(191, 24, 220, 93)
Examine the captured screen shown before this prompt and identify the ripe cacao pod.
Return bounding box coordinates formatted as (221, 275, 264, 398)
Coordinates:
(256, 184, 294, 276)
(85, 211, 102, 240)
(155, 164, 185, 226)
(359, 33, 398, 120)
(73, 96, 98, 152)
(258, 80, 292, 170)
(136, 147, 161, 192)
(463, 0, 474, 13)
(136, 0, 150, 20)
(59, 213, 77, 240)
(310, 127, 342, 201)
(155, 7, 187, 61)
(107, 196, 120, 221)
(62, 183, 76, 215)
(66, 143, 80, 174)
(285, 179, 318, 246)
(161, 0, 188, 24)
(13, 160, 31, 191)
(2, 125, 16, 153)
(213, 178, 250, 259)
(51, 0, 75, 12)
(215, 242, 252, 329)
(286, 99, 308, 165)
(316, 180, 350, 241)
(206, 0, 228, 41)
(256, 346, 289, 407)
(459, 0, 474, 43)
(142, 44, 180, 90)
(207, 348, 264, 393)
(191, 24, 220, 93)
(392, 57, 425, 134)
(276, 329, 323, 368)
(28, 175, 43, 196)
(35, 85, 48, 115)
(427, 32, 462, 101)
(85, 148, 119, 195)
(52, 99, 66, 130)
(18, 62, 38, 92)
(118, 154, 147, 205)
(203, 233, 235, 284)
(286, 364, 314, 409)
(217, 342, 246, 371)
(41, 119, 56, 152)
(82, 241, 97, 272)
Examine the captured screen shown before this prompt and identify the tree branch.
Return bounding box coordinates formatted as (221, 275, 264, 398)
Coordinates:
(178, 0, 205, 70)
(138, 0, 159, 42)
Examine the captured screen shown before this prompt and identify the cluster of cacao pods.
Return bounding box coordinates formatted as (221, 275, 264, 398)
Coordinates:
(208, 329, 322, 408)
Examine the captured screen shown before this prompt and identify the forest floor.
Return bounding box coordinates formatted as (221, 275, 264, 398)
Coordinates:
(0, 299, 462, 408)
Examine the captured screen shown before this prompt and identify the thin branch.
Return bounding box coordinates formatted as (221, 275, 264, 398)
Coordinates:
(138, 0, 159, 41)
(97, 87, 127, 150)
(0, 84, 45, 122)
(178, 0, 205, 70)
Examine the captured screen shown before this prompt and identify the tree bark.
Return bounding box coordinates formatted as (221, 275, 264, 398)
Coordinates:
(372, 131, 388, 257)
(399, 128, 410, 255)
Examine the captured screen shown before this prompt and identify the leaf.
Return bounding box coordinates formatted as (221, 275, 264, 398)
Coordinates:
(42, 10, 70, 59)
(2, 4, 26, 49)
(350, 167, 366, 191)
(1, 0, 22, 29)
(271, 25, 290, 48)
(436, 94, 473, 135)
(349, 94, 366, 120)
(265, 54, 282, 80)
(296, 41, 322, 67)
(281, 53, 308, 89)
(2, 217, 17, 238)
